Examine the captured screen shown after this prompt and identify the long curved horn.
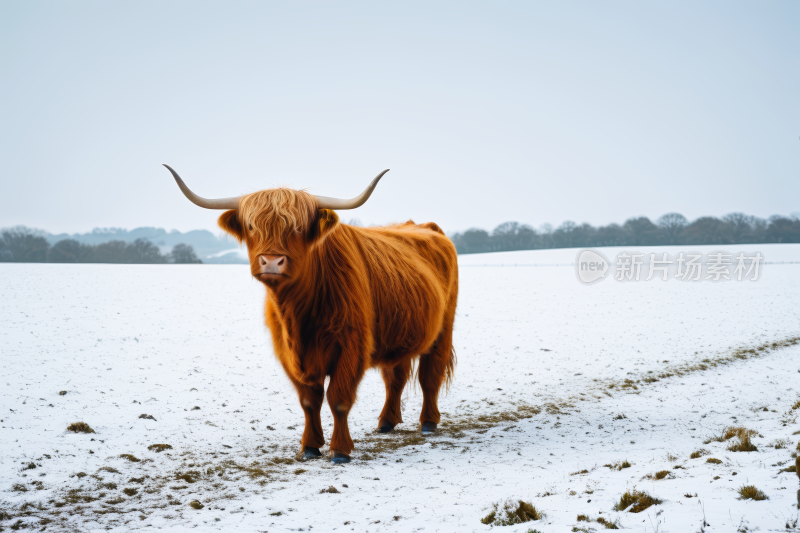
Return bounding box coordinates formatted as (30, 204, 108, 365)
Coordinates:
(314, 169, 390, 210)
(163, 164, 241, 210)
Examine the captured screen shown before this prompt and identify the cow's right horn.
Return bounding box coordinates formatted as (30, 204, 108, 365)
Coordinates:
(313, 169, 390, 210)
(163, 164, 241, 210)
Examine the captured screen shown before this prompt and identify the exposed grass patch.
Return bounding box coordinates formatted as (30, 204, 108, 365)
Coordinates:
(737, 485, 768, 501)
(148, 444, 172, 453)
(75, 472, 87, 478)
(706, 458, 722, 464)
(690, 450, 706, 459)
(320, 486, 340, 494)
(123, 488, 138, 496)
(98, 467, 120, 474)
(613, 489, 662, 513)
(480, 499, 545, 526)
(778, 464, 796, 474)
(604, 460, 631, 471)
(570, 469, 589, 476)
(189, 500, 204, 509)
(67, 422, 95, 433)
(293, 469, 307, 475)
(119, 454, 141, 462)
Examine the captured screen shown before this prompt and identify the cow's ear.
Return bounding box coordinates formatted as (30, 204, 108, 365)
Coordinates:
(218, 210, 244, 243)
(315, 209, 339, 239)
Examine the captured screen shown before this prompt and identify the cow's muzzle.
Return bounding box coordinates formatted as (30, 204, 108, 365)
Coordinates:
(257, 254, 288, 278)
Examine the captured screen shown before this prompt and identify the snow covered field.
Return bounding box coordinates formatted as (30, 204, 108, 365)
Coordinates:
(2, 244, 800, 532)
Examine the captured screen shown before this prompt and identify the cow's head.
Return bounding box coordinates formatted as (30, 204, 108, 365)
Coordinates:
(163, 165, 388, 288)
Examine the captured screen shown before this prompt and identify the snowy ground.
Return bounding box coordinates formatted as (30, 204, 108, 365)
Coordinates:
(2, 244, 800, 532)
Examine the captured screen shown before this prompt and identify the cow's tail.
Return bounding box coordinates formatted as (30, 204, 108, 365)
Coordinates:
(442, 343, 457, 395)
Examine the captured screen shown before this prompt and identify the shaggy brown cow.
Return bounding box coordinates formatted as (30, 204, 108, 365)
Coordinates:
(164, 165, 458, 463)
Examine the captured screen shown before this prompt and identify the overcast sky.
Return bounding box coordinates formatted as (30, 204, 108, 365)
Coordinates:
(1, 1, 798, 235)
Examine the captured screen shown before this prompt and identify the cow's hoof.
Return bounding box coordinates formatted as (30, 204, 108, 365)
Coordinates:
(330, 452, 351, 464)
(421, 422, 437, 435)
(377, 421, 396, 433)
(296, 446, 322, 461)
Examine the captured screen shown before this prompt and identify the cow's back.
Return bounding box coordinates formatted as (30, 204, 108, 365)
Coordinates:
(346, 222, 457, 365)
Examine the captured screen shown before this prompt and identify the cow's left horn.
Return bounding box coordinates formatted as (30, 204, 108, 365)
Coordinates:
(163, 164, 241, 210)
(314, 169, 389, 210)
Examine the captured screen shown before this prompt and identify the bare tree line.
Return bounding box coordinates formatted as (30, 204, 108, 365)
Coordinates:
(450, 213, 800, 254)
(0, 227, 201, 263)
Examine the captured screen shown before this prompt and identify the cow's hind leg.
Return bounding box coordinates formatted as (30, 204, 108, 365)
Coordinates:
(378, 359, 412, 433)
(292, 378, 325, 461)
(418, 329, 456, 435)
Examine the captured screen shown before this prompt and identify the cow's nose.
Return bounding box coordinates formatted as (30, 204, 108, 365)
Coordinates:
(258, 254, 288, 275)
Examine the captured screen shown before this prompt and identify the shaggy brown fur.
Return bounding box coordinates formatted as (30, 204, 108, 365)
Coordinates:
(219, 188, 458, 457)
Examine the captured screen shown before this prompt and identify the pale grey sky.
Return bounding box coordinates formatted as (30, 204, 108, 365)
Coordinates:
(1, 1, 798, 235)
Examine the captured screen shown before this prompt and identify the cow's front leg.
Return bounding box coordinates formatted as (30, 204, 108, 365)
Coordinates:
(291, 378, 325, 460)
(326, 362, 365, 464)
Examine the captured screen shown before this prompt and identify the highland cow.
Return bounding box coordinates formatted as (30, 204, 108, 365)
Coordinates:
(164, 165, 458, 463)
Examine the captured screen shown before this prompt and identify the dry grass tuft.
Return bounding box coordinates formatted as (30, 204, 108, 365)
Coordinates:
(650, 470, 671, 480)
(727, 433, 758, 452)
(737, 485, 768, 501)
(706, 458, 722, 464)
(119, 454, 141, 462)
(613, 489, 662, 513)
(791, 399, 800, 410)
(189, 500, 204, 509)
(690, 450, 706, 459)
(320, 486, 340, 494)
(604, 460, 631, 471)
(770, 438, 791, 449)
(175, 472, 198, 484)
(67, 422, 95, 433)
(148, 444, 172, 453)
(480, 499, 544, 526)
(596, 517, 620, 529)
(570, 469, 589, 476)
(778, 464, 796, 474)
(123, 487, 138, 496)
(98, 466, 120, 474)
(576, 514, 619, 529)
(704, 426, 758, 444)
(293, 469, 307, 475)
